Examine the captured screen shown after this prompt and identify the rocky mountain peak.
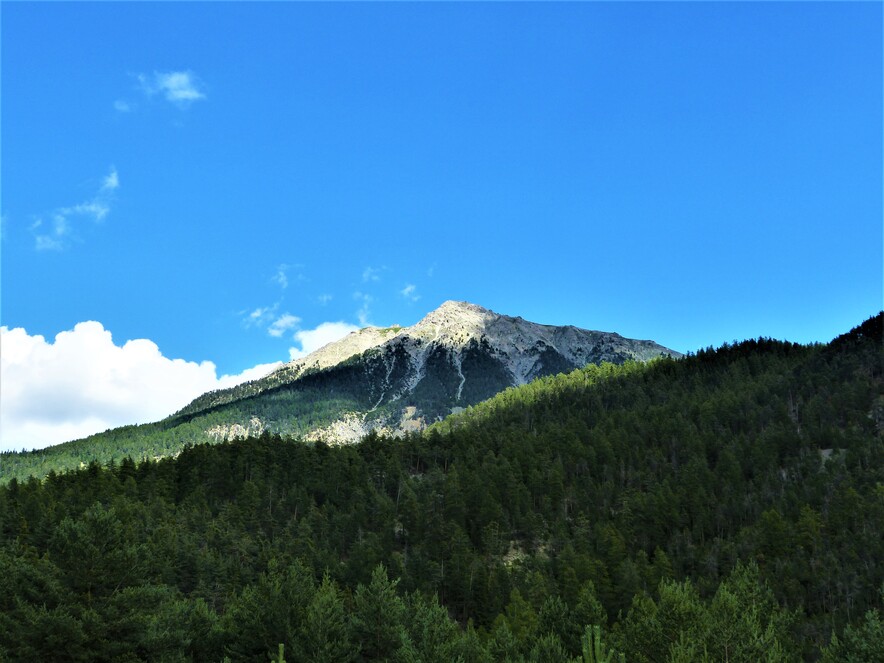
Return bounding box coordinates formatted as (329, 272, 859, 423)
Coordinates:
(435, 299, 490, 315)
(180, 301, 682, 445)
(410, 300, 496, 347)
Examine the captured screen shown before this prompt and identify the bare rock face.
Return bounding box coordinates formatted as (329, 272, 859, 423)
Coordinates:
(275, 325, 407, 382)
(185, 301, 681, 444)
(275, 300, 677, 386)
(206, 417, 266, 442)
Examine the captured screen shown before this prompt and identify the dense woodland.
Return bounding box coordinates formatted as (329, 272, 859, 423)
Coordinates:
(0, 338, 506, 485)
(1, 314, 882, 661)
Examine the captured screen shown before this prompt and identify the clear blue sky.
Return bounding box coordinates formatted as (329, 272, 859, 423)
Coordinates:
(2, 3, 881, 395)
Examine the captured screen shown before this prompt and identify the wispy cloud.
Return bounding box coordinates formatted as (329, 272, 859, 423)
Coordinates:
(268, 313, 301, 338)
(318, 294, 333, 306)
(273, 266, 289, 289)
(139, 70, 206, 108)
(31, 167, 119, 251)
(400, 284, 420, 302)
(243, 304, 278, 328)
(353, 292, 374, 326)
(362, 266, 384, 283)
(241, 301, 360, 358)
(102, 167, 120, 192)
(271, 264, 306, 290)
(118, 70, 205, 112)
(31, 216, 68, 252)
(242, 305, 305, 340)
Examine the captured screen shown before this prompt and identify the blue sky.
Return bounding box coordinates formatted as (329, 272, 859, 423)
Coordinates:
(2, 2, 881, 450)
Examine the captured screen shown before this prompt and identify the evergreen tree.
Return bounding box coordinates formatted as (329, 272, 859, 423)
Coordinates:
(303, 573, 357, 663)
(352, 564, 410, 661)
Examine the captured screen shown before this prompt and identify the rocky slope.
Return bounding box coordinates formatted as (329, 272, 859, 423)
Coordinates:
(182, 301, 681, 443)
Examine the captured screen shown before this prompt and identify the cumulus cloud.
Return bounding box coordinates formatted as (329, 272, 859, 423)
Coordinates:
(268, 313, 301, 338)
(288, 321, 359, 361)
(216, 362, 281, 389)
(139, 70, 206, 107)
(400, 284, 420, 302)
(31, 167, 119, 251)
(0, 322, 281, 452)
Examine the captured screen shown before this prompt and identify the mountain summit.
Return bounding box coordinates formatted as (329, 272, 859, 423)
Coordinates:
(183, 301, 681, 443)
(280, 299, 676, 386)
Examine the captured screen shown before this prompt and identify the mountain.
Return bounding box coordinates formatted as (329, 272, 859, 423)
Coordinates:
(177, 300, 682, 444)
(0, 301, 679, 482)
(2, 313, 880, 661)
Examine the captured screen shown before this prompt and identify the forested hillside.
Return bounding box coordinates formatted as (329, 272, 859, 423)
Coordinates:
(0, 302, 680, 482)
(1, 314, 881, 661)
(0, 358, 375, 484)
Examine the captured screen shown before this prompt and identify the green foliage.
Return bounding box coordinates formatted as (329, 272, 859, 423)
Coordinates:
(304, 573, 356, 663)
(0, 313, 880, 660)
(352, 564, 410, 660)
(821, 587, 884, 663)
(223, 559, 315, 660)
(579, 625, 624, 663)
(271, 643, 286, 663)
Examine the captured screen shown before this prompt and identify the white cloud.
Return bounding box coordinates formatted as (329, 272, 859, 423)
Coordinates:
(318, 294, 333, 305)
(139, 70, 206, 107)
(157, 71, 205, 103)
(273, 267, 289, 289)
(216, 361, 282, 390)
(31, 216, 68, 251)
(271, 264, 307, 290)
(362, 266, 382, 283)
(32, 167, 118, 251)
(353, 291, 373, 326)
(102, 167, 119, 192)
(400, 284, 420, 302)
(268, 313, 301, 338)
(114, 99, 132, 112)
(68, 200, 110, 222)
(0, 322, 281, 452)
(244, 304, 278, 328)
(288, 321, 359, 361)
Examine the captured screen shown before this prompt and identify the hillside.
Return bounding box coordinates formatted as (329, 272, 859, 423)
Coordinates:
(1, 313, 881, 661)
(0, 302, 679, 483)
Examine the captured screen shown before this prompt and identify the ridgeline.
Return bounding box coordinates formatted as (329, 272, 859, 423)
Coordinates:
(1, 313, 881, 660)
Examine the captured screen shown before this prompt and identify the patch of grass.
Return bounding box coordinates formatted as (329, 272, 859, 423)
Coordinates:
(378, 326, 403, 337)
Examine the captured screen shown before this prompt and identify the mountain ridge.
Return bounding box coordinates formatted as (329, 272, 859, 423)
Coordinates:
(179, 301, 678, 418)
(177, 301, 680, 443)
(0, 301, 681, 481)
